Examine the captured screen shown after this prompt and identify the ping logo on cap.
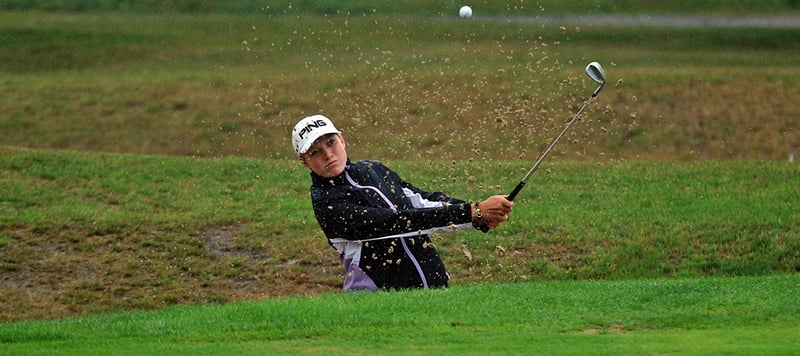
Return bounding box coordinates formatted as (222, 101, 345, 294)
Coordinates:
(292, 114, 340, 155)
(297, 119, 328, 140)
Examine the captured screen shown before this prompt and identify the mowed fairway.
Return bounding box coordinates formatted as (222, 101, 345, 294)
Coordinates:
(1, 276, 799, 354)
(1, 3, 800, 354)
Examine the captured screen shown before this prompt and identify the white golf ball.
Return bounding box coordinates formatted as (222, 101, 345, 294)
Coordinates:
(459, 5, 472, 18)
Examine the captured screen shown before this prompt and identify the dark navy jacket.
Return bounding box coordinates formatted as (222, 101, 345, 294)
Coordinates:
(310, 159, 474, 291)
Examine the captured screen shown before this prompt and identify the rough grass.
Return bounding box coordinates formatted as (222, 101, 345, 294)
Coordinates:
(1, 7, 800, 323)
(2, 13, 800, 161)
(1, 147, 798, 321)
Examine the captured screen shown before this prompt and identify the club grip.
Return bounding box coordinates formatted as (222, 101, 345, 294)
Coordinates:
(507, 181, 526, 202)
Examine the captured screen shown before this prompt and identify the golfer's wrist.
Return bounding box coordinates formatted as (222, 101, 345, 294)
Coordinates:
(471, 201, 483, 223)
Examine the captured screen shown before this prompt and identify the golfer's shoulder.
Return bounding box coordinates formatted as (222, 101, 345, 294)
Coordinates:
(354, 159, 384, 166)
(353, 159, 390, 171)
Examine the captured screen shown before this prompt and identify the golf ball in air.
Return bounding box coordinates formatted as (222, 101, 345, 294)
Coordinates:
(459, 6, 472, 18)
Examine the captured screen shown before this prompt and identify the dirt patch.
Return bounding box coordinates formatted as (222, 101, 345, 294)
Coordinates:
(199, 224, 270, 262)
(200, 225, 238, 254)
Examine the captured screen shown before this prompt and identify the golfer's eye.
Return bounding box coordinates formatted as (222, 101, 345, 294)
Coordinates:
(307, 148, 320, 158)
(326, 138, 337, 147)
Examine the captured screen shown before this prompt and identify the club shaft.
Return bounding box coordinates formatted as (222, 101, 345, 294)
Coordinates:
(507, 90, 599, 201)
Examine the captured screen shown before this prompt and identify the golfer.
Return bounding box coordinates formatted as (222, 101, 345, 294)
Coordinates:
(292, 114, 514, 291)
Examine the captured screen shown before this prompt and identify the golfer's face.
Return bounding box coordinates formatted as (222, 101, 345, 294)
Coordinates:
(302, 133, 347, 178)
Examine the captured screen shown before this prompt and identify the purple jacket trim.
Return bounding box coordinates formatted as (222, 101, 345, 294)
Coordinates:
(341, 255, 379, 292)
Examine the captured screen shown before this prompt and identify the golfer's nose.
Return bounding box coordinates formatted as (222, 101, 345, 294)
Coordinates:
(321, 146, 334, 160)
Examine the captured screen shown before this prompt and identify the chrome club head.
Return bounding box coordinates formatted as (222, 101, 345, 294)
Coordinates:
(585, 61, 607, 96)
(586, 61, 606, 84)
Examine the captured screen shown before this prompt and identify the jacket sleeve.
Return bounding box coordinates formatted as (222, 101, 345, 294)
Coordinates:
(400, 180, 467, 206)
(377, 159, 466, 206)
(311, 184, 472, 242)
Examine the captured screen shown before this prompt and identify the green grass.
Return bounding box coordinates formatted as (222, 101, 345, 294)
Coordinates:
(1, 146, 798, 322)
(1, 4, 800, 353)
(2, 12, 800, 161)
(1, 276, 798, 354)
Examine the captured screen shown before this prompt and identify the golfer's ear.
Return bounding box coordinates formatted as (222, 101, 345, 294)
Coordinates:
(338, 133, 346, 148)
(299, 155, 310, 169)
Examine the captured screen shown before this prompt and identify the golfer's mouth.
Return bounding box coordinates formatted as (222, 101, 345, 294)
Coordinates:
(326, 160, 339, 169)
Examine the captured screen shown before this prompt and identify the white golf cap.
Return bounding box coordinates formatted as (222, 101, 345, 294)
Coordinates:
(291, 114, 341, 156)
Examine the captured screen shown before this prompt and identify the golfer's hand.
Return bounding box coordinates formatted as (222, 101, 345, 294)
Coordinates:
(478, 195, 514, 229)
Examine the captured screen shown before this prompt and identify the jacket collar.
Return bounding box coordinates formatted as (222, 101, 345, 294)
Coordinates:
(310, 159, 352, 186)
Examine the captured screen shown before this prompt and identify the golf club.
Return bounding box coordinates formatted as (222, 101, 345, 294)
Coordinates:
(506, 61, 607, 201)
